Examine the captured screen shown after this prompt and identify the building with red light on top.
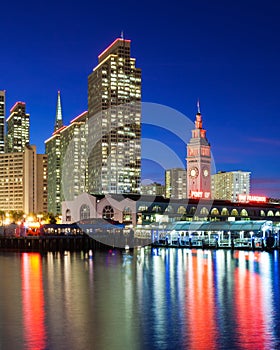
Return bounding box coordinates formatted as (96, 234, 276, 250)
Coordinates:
(186, 102, 211, 199)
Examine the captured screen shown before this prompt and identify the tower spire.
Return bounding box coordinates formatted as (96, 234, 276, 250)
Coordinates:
(54, 90, 63, 131)
(197, 99, 201, 114)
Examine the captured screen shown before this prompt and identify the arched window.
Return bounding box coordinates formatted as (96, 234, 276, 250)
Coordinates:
(275, 211, 280, 217)
(200, 207, 209, 215)
(267, 210, 274, 217)
(231, 209, 239, 216)
(240, 209, 248, 217)
(66, 209, 71, 222)
(103, 205, 114, 220)
(211, 208, 219, 216)
(177, 206, 186, 215)
(123, 207, 132, 222)
(260, 210, 266, 216)
(138, 205, 148, 212)
(80, 204, 90, 220)
(221, 208, 229, 216)
(189, 207, 197, 215)
(152, 205, 161, 213)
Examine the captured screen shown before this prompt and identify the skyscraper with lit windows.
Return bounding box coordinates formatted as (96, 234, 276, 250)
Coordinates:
(0, 90, 5, 153)
(6, 101, 30, 153)
(88, 37, 142, 194)
(45, 92, 65, 215)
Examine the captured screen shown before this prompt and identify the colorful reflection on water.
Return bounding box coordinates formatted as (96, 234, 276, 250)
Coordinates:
(21, 253, 46, 349)
(0, 248, 280, 349)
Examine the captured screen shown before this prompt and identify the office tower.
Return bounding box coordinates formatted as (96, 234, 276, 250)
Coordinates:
(186, 102, 211, 199)
(6, 101, 30, 153)
(0, 145, 47, 213)
(60, 111, 88, 201)
(0, 90, 5, 153)
(45, 92, 65, 215)
(165, 168, 187, 199)
(211, 171, 251, 202)
(88, 37, 142, 194)
(141, 182, 165, 196)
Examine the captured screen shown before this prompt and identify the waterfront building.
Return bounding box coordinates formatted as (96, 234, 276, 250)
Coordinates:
(186, 102, 211, 199)
(88, 37, 142, 194)
(0, 145, 47, 213)
(0, 90, 5, 153)
(62, 193, 280, 226)
(212, 170, 251, 202)
(45, 92, 65, 215)
(141, 182, 165, 196)
(6, 101, 30, 153)
(60, 111, 88, 202)
(165, 168, 187, 199)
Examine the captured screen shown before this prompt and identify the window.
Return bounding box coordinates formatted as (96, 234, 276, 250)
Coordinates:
(103, 205, 114, 220)
(80, 204, 90, 220)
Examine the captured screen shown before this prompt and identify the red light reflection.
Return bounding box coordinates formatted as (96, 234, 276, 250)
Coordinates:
(234, 252, 266, 349)
(21, 253, 46, 349)
(185, 250, 217, 349)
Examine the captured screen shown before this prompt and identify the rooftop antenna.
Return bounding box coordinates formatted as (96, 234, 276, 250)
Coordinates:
(121, 30, 124, 40)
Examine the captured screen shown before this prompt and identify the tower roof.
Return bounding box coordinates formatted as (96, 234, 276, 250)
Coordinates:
(54, 91, 63, 132)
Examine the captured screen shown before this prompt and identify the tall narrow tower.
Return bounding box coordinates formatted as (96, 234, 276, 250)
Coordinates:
(0, 90, 5, 153)
(45, 91, 65, 215)
(88, 37, 142, 194)
(186, 102, 211, 199)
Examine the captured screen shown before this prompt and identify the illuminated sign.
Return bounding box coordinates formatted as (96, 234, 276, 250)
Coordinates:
(238, 194, 267, 203)
(190, 191, 211, 199)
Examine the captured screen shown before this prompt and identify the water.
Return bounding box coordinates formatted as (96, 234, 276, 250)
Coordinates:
(0, 248, 280, 350)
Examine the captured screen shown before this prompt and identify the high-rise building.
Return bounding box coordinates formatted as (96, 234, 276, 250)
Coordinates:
(88, 37, 142, 194)
(0, 145, 47, 213)
(0, 90, 5, 153)
(141, 182, 165, 196)
(6, 101, 30, 153)
(186, 102, 211, 199)
(45, 92, 65, 215)
(165, 168, 187, 199)
(211, 171, 251, 202)
(60, 111, 88, 202)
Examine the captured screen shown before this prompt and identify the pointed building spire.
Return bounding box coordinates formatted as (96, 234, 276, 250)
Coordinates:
(197, 99, 201, 114)
(54, 90, 63, 131)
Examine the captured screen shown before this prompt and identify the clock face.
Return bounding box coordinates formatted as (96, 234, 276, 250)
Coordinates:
(190, 167, 199, 178)
(203, 169, 209, 177)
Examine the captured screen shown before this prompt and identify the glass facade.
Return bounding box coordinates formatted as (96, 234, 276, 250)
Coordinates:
(88, 38, 141, 194)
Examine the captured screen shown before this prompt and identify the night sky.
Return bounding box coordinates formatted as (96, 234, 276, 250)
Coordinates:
(1, 0, 280, 198)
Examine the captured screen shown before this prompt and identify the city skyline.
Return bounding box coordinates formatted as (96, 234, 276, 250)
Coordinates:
(1, 0, 280, 198)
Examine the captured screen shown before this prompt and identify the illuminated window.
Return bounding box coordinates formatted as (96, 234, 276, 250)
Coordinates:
(80, 204, 90, 220)
(177, 206, 186, 215)
(211, 208, 219, 215)
(221, 208, 229, 216)
(200, 207, 209, 215)
(240, 209, 248, 217)
(123, 207, 132, 222)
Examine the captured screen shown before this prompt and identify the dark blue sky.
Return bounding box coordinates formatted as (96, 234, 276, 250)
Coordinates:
(1, 0, 280, 197)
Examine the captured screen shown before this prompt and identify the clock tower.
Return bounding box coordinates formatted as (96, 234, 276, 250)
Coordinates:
(186, 102, 211, 199)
